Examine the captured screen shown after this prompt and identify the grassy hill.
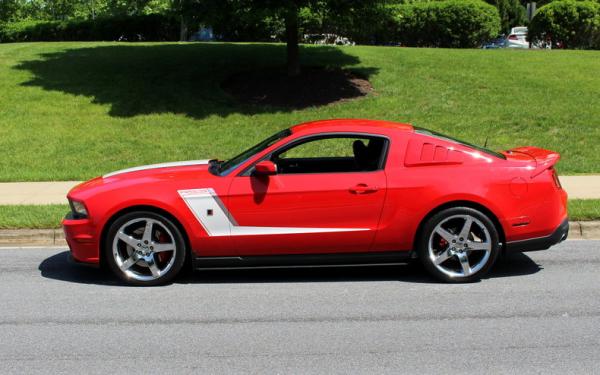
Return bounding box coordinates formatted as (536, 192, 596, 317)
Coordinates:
(0, 42, 599, 181)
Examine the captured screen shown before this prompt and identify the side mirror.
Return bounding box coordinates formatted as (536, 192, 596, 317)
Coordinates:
(254, 160, 278, 176)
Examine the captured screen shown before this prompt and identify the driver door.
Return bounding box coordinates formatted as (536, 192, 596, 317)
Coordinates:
(226, 134, 388, 256)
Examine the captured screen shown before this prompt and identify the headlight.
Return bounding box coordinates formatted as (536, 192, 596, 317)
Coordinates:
(69, 200, 88, 219)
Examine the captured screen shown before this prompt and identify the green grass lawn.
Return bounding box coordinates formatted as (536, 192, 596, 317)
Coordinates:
(0, 200, 598, 229)
(568, 200, 600, 221)
(0, 205, 68, 229)
(0, 42, 599, 181)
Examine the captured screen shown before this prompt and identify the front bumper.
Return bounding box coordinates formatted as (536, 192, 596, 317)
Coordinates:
(63, 213, 100, 265)
(67, 252, 100, 268)
(505, 218, 569, 253)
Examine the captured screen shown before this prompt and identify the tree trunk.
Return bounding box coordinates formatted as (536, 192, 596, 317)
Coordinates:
(284, 5, 300, 77)
(179, 15, 188, 42)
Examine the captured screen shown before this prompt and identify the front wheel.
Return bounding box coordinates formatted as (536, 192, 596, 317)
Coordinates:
(105, 211, 186, 286)
(417, 207, 500, 283)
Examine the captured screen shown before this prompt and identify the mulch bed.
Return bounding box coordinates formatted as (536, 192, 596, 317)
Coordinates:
(221, 66, 373, 109)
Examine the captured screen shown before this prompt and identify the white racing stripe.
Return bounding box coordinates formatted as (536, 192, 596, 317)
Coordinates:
(178, 188, 369, 237)
(103, 160, 210, 178)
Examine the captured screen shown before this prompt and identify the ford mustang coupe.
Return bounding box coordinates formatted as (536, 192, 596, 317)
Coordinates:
(64, 119, 568, 285)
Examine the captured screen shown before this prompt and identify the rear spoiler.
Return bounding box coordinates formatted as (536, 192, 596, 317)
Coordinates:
(509, 146, 560, 178)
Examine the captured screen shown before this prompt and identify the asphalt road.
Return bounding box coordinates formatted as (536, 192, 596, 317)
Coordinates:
(1, 241, 600, 374)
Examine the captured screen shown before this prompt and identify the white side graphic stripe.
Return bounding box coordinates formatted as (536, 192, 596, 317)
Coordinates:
(178, 188, 369, 237)
(104, 160, 210, 178)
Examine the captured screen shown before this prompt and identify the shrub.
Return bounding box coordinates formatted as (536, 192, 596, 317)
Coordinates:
(0, 14, 179, 43)
(529, 0, 600, 49)
(391, 0, 502, 48)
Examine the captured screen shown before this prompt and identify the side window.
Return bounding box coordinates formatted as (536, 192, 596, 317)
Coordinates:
(271, 135, 387, 174)
(278, 137, 355, 159)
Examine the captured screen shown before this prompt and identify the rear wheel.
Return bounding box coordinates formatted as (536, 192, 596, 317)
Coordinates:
(105, 211, 186, 286)
(417, 207, 500, 283)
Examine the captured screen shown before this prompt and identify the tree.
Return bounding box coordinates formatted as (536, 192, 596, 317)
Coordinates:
(189, 0, 383, 76)
(484, 0, 526, 32)
(170, 0, 205, 41)
(0, 0, 21, 23)
(277, 0, 383, 76)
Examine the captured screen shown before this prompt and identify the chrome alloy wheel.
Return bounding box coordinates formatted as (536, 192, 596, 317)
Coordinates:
(112, 218, 177, 282)
(428, 214, 492, 278)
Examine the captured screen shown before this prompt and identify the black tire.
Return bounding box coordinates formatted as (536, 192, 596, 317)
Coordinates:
(417, 207, 500, 283)
(105, 211, 187, 286)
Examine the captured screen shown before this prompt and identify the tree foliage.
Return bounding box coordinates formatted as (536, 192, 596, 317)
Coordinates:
(484, 0, 526, 33)
(0, 0, 21, 23)
(0, 0, 173, 22)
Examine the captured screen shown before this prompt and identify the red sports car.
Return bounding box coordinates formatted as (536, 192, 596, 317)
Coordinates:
(63, 119, 568, 285)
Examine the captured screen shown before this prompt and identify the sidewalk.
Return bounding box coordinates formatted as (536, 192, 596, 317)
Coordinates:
(0, 181, 81, 205)
(1, 176, 600, 205)
(558, 176, 600, 199)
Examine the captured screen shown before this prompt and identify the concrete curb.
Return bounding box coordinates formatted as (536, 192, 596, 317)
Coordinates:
(0, 229, 66, 247)
(1, 222, 599, 247)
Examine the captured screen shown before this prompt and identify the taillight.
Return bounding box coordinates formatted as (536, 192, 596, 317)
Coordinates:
(508, 34, 518, 40)
(551, 168, 562, 189)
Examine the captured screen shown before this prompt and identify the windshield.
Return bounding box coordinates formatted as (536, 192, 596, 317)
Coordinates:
(217, 129, 292, 175)
(415, 127, 506, 159)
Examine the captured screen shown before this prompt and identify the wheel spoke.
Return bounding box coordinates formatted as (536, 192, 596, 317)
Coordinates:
(148, 257, 161, 278)
(434, 249, 453, 265)
(141, 220, 153, 243)
(120, 256, 138, 271)
(152, 243, 174, 253)
(458, 217, 473, 240)
(435, 227, 455, 242)
(457, 252, 472, 276)
(468, 241, 491, 251)
(117, 231, 139, 248)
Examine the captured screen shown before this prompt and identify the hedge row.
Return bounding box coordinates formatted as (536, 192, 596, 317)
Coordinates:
(0, 14, 179, 43)
(529, 0, 600, 49)
(3, 2, 599, 50)
(391, 0, 502, 48)
(0, 1, 502, 48)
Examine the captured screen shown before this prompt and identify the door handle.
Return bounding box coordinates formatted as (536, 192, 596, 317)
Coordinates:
(349, 184, 378, 194)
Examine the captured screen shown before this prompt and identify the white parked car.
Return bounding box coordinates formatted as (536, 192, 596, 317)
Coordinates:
(505, 26, 529, 49)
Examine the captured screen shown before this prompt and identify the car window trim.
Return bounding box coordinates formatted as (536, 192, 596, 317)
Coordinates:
(218, 128, 292, 176)
(238, 132, 391, 177)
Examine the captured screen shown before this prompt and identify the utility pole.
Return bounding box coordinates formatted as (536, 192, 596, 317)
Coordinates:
(526, 2, 537, 22)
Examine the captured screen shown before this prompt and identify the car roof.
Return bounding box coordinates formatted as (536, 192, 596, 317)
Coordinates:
(290, 119, 414, 135)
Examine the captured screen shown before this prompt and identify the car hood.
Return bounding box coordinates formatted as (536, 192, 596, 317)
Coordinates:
(68, 160, 215, 200)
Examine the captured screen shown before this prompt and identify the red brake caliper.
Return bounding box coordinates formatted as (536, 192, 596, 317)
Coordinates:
(157, 232, 169, 263)
(439, 238, 448, 249)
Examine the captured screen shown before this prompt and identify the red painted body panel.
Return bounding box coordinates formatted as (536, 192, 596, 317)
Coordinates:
(227, 171, 387, 255)
(63, 119, 568, 265)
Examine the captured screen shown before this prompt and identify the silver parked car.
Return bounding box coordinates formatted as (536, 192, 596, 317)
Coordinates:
(505, 26, 529, 49)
